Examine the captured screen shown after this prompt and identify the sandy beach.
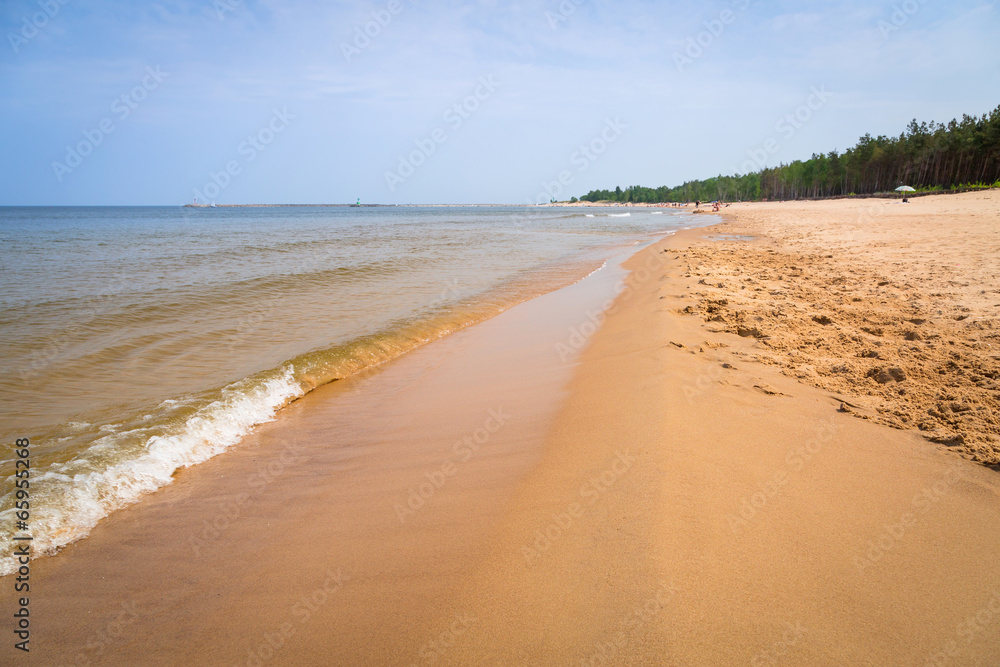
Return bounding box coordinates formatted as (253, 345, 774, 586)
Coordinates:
(707, 192, 1000, 463)
(12, 192, 1000, 665)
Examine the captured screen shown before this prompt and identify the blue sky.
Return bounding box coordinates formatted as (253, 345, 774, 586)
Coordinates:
(1, 0, 998, 205)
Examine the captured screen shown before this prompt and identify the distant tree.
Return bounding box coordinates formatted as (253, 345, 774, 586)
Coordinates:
(575, 105, 1000, 203)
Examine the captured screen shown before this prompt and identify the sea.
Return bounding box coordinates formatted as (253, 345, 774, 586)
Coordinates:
(0, 204, 705, 574)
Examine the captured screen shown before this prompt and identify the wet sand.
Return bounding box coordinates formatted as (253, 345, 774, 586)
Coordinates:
(22, 245, 635, 665)
(418, 203, 1000, 665)
(13, 192, 1000, 665)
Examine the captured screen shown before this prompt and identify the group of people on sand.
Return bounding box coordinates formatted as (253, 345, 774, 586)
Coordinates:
(693, 200, 729, 212)
(610, 202, 685, 208)
(597, 200, 731, 209)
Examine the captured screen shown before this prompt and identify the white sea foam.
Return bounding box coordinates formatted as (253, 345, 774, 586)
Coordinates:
(0, 368, 302, 576)
(608, 212, 631, 217)
(575, 259, 608, 283)
(2, 205, 722, 578)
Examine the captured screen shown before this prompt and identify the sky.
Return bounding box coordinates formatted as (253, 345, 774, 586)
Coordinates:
(1, 0, 998, 205)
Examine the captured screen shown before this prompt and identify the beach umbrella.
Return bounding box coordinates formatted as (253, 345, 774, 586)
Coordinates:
(895, 185, 915, 202)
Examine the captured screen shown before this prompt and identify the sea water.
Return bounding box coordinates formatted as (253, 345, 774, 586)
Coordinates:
(0, 204, 705, 573)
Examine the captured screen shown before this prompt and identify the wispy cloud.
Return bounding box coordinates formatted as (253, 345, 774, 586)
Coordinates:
(0, 0, 997, 204)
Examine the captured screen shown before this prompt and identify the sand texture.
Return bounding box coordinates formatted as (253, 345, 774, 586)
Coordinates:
(684, 192, 1000, 464)
(415, 220, 1000, 665)
(10, 192, 1000, 665)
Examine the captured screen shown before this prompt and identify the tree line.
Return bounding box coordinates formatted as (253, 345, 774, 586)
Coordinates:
(578, 105, 1000, 203)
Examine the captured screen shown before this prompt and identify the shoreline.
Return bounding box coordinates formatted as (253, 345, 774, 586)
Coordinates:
(0, 214, 673, 579)
(416, 196, 1000, 664)
(14, 240, 647, 663)
(542, 185, 999, 207)
(7, 192, 1000, 663)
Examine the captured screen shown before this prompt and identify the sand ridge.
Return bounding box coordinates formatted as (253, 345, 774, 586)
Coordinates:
(677, 191, 1000, 464)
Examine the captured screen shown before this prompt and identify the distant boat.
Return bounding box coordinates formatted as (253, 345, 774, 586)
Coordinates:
(210, 202, 217, 208)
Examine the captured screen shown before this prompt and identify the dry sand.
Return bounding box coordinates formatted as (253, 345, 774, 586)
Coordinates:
(701, 191, 1000, 463)
(420, 195, 1000, 665)
(11, 191, 1000, 665)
